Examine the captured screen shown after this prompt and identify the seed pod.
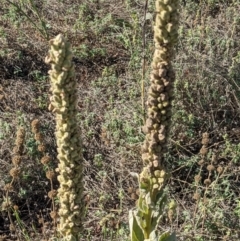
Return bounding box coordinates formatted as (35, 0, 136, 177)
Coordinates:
(31, 119, 40, 133)
(200, 146, 208, 156)
(217, 166, 223, 174)
(4, 183, 14, 192)
(193, 192, 200, 200)
(207, 164, 215, 172)
(12, 155, 22, 166)
(9, 168, 21, 178)
(41, 156, 51, 165)
(48, 190, 58, 199)
(38, 144, 46, 153)
(204, 179, 211, 186)
(194, 175, 201, 183)
(46, 170, 55, 180)
(198, 159, 205, 166)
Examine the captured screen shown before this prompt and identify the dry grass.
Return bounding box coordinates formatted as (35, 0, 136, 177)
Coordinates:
(0, 0, 240, 240)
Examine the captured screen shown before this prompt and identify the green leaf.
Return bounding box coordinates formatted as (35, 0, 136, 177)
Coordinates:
(156, 192, 167, 214)
(158, 232, 177, 241)
(149, 230, 158, 241)
(129, 210, 145, 241)
(138, 196, 149, 214)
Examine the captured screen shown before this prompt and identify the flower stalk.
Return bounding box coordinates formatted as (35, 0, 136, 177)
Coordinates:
(130, 0, 179, 240)
(45, 34, 84, 240)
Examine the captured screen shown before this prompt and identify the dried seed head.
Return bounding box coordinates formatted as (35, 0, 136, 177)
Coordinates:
(48, 190, 57, 199)
(211, 153, 217, 163)
(217, 166, 223, 174)
(207, 164, 215, 172)
(204, 179, 211, 186)
(198, 159, 205, 166)
(200, 146, 208, 156)
(13, 205, 19, 211)
(38, 144, 46, 153)
(13, 146, 21, 155)
(31, 119, 40, 133)
(9, 168, 21, 178)
(193, 192, 200, 200)
(50, 211, 58, 220)
(14, 140, 24, 154)
(46, 170, 55, 180)
(201, 132, 209, 145)
(15, 128, 25, 154)
(34, 133, 43, 142)
(4, 183, 14, 192)
(12, 155, 22, 166)
(130, 193, 138, 200)
(16, 127, 25, 140)
(41, 156, 51, 165)
(194, 175, 201, 183)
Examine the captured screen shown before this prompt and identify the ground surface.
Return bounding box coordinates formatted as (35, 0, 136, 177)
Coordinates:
(0, 0, 240, 240)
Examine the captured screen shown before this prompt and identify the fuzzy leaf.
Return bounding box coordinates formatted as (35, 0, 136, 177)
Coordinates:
(129, 210, 145, 241)
(158, 232, 177, 241)
(138, 195, 149, 214)
(156, 192, 167, 214)
(149, 230, 158, 241)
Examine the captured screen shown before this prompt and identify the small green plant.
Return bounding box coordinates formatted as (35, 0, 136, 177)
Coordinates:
(5, 0, 49, 40)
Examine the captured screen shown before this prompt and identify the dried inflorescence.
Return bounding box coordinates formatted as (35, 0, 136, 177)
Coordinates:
(200, 132, 209, 158)
(31, 119, 40, 134)
(41, 155, 51, 165)
(10, 127, 25, 178)
(31, 118, 57, 227)
(31, 119, 46, 154)
(45, 34, 84, 239)
(3, 126, 26, 230)
(13, 127, 25, 157)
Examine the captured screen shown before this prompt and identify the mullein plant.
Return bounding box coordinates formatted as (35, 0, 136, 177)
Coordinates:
(129, 0, 179, 241)
(45, 34, 84, 241)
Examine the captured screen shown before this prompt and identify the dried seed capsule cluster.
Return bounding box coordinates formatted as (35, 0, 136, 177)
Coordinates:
(45, 34, 84, 239)
(194, 133, 220, 200)
(141, 0, 179, 171)
(31, 118, 57, 225)
(130, 1, 179, 239)
(2, 127, 25, 214)
(10, 127, 25, 179)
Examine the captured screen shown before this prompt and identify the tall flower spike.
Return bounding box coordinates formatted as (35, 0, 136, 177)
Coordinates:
(45, 34, 84, 240)
(130, 1, 179, 240)
(142, 0, 179, 171)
